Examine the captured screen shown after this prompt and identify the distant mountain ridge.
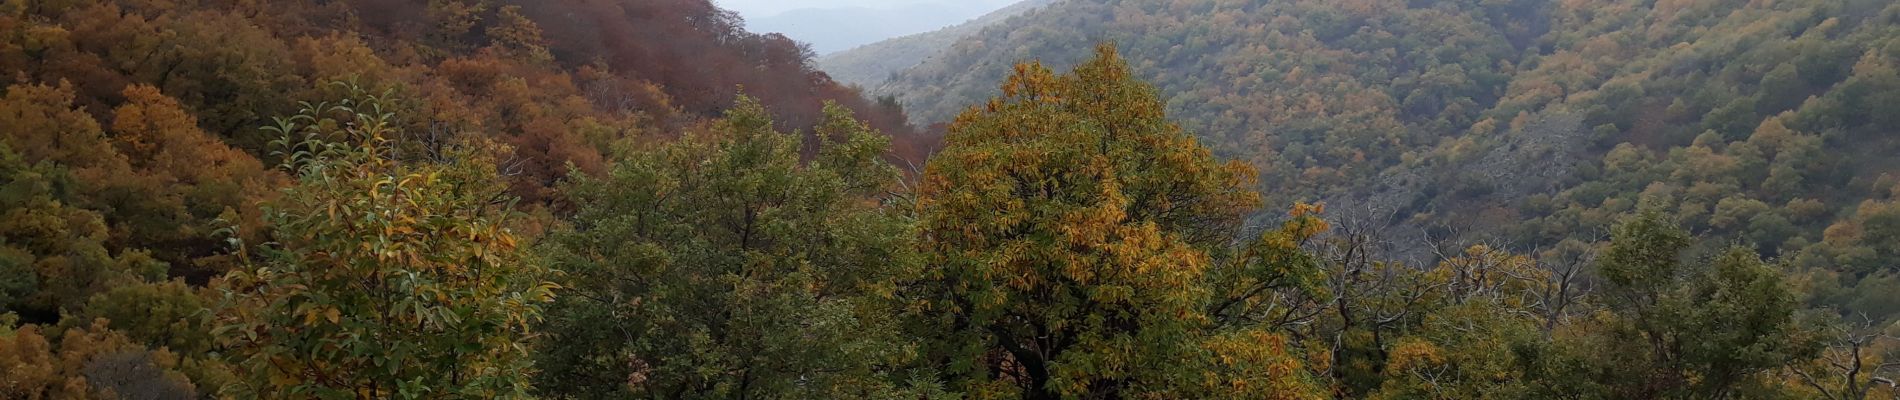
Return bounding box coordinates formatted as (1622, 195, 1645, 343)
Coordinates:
(747, 0, 1020, 55)
(815, 0, 1060, 89)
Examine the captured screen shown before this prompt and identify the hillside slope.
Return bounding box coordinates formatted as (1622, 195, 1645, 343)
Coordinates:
(0, 0, 931, 395)
(880, 0, 1900, 311)
(0, 0, 919, 308)
(815, 0, 1061, 89)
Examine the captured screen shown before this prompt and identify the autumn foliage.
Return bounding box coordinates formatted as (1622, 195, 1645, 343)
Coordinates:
(0, 0, 1896, 398)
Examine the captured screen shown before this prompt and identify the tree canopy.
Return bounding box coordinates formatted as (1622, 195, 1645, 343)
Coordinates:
(1, 0, 1898, 398)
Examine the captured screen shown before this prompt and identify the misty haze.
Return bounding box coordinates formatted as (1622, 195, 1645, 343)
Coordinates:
(719, 0, 1023, 54)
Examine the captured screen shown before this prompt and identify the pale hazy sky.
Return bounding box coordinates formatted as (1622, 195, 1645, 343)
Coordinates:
(715, 0, 1016, 19)
(715, 0, 1023, 53)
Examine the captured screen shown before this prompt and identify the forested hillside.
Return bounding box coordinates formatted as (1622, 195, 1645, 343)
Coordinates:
(3, 0, 1900, 399)
(0, 0, 918, 397)
(877, 0, 1900, 316)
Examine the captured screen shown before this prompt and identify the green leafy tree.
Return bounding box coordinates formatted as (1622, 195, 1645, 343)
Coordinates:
(1586, 212, 1818, 398)
(75, 279, 212, 355)
(535, 97, 936, 399)
(1369, 246, 1562, 399)
(214, 86, 556, 399)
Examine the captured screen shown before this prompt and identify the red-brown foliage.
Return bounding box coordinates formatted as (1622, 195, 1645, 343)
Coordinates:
(0, 0, 929, 278)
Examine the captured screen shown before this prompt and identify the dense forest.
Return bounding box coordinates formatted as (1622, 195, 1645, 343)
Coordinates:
(0, 0, 1898, 399)
(873, 0, 1900, 330)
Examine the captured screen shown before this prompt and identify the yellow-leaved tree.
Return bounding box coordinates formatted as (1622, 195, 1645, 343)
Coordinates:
(913, 44, 1325, 399)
